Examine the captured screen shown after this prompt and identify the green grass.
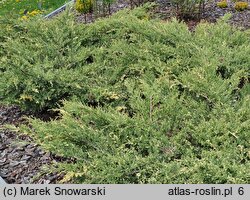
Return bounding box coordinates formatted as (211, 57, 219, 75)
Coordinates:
(0, 0, 69, 18)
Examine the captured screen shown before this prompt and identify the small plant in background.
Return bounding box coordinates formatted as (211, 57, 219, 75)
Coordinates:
(93, 0, 116, 17)
(234, 1, 248, 11)
(76, 0, 94, 21)
(170, 0, 206, 20)
(102, 0, 116, 15)
(75, 0, 118, 21)
(217, 0, 228, 8)
(75, 0, 94, 13)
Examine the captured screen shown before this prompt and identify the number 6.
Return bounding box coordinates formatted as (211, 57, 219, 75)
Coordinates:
(238, 187, 244, 195)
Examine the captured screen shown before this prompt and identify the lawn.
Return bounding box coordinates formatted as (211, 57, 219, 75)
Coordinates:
(0, 0, 69, 18)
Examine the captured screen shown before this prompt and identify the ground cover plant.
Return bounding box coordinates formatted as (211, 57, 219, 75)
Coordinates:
(0, 0, 68, 19)
(1, 5, 250, 183)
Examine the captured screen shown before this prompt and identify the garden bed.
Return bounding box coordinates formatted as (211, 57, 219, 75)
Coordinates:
(0, 1, 249, 184)
(74, 0, 250, 30)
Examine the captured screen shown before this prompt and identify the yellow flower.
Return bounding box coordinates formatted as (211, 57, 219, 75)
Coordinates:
(20, 15, 28, 20)
(28, 9, 42, 17)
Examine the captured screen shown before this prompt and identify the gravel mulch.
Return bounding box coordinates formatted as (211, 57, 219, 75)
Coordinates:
(203, 0, 250, 30)
(156, 0, 250, 30)
(0, 105, 72, 184)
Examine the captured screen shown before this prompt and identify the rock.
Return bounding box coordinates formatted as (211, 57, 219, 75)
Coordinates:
(21, 155, 32, 161)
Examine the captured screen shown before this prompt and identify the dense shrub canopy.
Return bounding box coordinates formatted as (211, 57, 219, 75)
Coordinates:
(1, 7, 250, 183)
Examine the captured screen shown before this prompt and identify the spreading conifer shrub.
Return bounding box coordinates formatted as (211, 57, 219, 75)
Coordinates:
(1, 6, 250, 183)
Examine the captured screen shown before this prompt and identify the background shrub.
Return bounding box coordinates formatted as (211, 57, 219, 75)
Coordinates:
(234, 1, 249, 11)
(217, 1, 228, 8)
